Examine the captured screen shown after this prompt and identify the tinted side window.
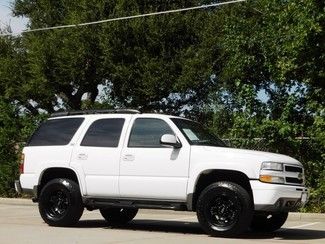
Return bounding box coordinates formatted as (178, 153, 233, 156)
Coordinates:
(28, 118, 84, 146)
(128, 118, 174, 147)
(81, 119, 125, 147)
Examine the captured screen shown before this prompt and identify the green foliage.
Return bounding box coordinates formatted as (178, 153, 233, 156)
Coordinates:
(218, 0, 324, 87)
(304, 172, 325, 213)
(0, 99, 46, 196)
(8, 0, 216, 113)
(0, 100, 19, 196)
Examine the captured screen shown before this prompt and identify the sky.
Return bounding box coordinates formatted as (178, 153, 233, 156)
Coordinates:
(0, 0, 28, 33)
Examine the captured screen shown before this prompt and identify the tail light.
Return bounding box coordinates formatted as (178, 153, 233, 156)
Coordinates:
(19, 153, 25, 174)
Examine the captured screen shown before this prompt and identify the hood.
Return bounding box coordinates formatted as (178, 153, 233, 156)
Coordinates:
(189, 146, 302, 180)
(198, 146, 301, 165)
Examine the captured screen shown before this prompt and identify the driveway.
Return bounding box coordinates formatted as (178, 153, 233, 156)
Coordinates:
(0, 199, 324, 244)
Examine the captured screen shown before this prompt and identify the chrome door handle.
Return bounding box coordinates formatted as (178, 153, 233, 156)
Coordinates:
(123, 154, 135, 161)
(77, 153, 88, 160)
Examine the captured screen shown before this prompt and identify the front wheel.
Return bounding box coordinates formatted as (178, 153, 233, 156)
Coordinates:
(100, 207, 138, 225)
(250, 212, 288, 232)
(196, 181, 253, 237)
(38, 178, 84, 227)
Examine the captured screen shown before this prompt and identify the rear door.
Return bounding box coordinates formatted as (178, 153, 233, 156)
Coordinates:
(71, 115, 131, 197)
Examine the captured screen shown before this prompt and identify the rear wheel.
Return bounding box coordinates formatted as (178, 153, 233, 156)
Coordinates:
(250, 212, 288, 232)
(38, 178, 84, 226)
(196, 181, 253, 237)
(100, 207, 138, 225)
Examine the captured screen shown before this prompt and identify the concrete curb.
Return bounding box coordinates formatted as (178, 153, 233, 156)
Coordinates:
(288, 212, 325, 221)
(0, 198, 33, 206)
(1, 198, 324, 221)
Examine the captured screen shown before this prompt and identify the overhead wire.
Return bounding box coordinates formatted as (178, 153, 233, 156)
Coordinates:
(0, 0, 246, 36)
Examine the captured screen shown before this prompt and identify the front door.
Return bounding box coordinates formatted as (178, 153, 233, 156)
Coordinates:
(119, 117, 190, 201)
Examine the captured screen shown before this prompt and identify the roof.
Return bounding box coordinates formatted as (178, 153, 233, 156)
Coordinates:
(50, 109, 141, 118)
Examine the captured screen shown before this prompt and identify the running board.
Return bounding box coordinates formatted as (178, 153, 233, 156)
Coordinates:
(83, 197, 188, 211)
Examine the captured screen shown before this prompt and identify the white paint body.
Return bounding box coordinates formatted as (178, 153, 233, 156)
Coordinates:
(19, 113, 308, 209)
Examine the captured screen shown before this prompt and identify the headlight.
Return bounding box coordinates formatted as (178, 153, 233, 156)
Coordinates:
(260, 162, 284, 184)
(261, 162, 283, 171)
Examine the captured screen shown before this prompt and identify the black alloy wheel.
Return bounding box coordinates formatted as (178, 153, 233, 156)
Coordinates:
(45, 189, 69, 219)
(39, 178, 84, 226)
(206, 194, 241, 230)
(197, 181, 253, 237)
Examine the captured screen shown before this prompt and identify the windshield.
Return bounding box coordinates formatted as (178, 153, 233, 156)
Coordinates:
(171, 118, 227, 147)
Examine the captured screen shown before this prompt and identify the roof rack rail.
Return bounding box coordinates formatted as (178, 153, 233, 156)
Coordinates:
(50, 109, 141, 118)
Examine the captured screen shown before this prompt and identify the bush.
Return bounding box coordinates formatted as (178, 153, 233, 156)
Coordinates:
(0, 100, 46, 197)
(303, 178, 325, 213)
(0, 100, 19, 197)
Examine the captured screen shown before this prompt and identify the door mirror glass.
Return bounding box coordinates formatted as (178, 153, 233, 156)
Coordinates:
(160, 134, 182, 148)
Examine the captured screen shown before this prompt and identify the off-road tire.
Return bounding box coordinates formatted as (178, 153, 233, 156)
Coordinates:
(196, 181, 253, 237)
(38, 178, 84, 227)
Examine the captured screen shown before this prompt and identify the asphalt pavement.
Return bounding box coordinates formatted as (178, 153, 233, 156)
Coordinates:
(0, 198, 324, 244)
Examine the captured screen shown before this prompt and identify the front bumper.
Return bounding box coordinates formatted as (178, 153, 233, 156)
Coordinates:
(250, 180, 309, 212)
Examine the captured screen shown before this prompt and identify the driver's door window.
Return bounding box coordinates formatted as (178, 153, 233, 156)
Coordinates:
(128, 118, 174, 148)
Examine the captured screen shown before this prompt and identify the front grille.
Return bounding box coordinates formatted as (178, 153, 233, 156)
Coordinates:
(284, 164, 304, 185)
(286, 177, 304, 184)
(285, 165, 303, 173)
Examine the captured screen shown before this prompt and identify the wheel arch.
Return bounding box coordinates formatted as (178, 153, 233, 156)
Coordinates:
(38, 167, 81, 198)
(188, 169, 253, 211)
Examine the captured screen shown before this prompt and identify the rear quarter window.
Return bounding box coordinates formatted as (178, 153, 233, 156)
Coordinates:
(28, 118, 84, 146)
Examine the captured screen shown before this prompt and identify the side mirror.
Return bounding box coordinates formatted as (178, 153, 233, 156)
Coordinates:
(160, 134, 182, 149)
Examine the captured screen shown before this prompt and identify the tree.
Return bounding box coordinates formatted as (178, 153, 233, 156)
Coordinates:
(0, 35, 35, 113)
(205, 0, 325, 212)
(203, 0, 324, 138)
(10, 0, 219, 113)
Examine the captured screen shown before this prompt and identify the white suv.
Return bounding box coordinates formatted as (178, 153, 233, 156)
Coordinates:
(15, 109, 309, 237)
